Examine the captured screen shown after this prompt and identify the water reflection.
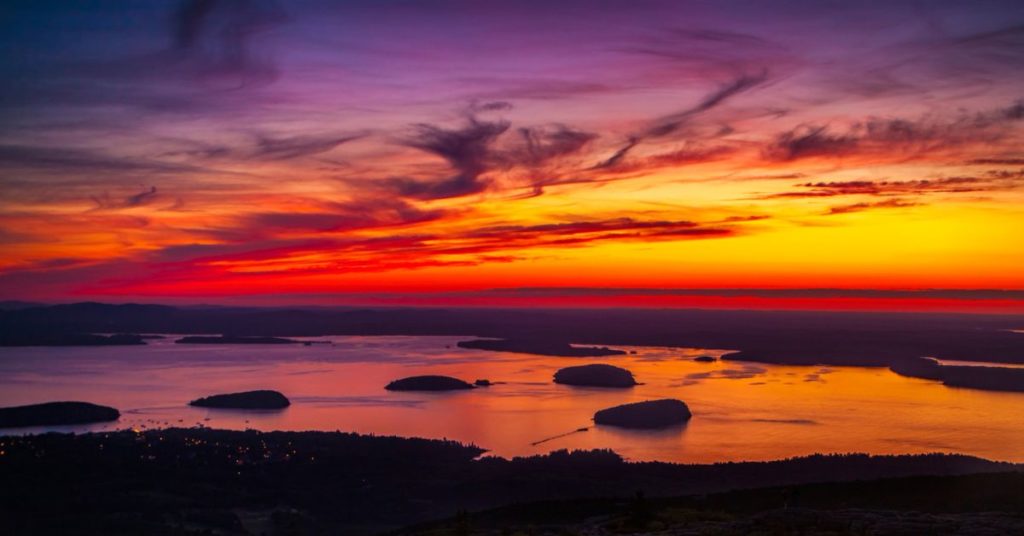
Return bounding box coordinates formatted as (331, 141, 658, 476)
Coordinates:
(1, 335, 1023, 463)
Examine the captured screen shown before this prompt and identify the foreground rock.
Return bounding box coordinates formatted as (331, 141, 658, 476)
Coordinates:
(386, 375, 475, 391)
(594, 399, 691, 429)
(176, 335, 299, 344)
(457, 338, 626, 357)
(189, 390, 290, 409)
(554, 364, 637, 387)
(0, 401, 120, 428)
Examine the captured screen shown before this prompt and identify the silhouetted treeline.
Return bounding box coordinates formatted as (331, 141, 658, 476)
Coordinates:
(0, 428, 1018, 534)
(405, 472, 1024, 535)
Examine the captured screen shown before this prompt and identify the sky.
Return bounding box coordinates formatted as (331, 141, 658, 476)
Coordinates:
(1, 0, 1023, 311)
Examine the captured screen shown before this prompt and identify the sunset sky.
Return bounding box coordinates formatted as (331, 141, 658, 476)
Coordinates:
(2, 0, 1023, 310)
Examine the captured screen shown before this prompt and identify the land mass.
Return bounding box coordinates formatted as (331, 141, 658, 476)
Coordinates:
(409, 472, 1024, 535)
(0, 401, 120, 428)
(385, 375, 475, 391)
(3, 303, 1024, 391)
(0, 428, 1019, 535)
(890, 357, 1024, 392)
(189, 390, 291, 409)
(457, 338, 626, 356)
(175, 335, 300, 344)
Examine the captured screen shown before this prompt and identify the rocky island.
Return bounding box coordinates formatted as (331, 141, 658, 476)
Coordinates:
(189, 390, 291, 409)
(593, 399, 692, 429)
(553, 363, 638, 387)
(385, 375, 475, 391)
(457, 338, 626, 357)
(0, 401, 120, 428)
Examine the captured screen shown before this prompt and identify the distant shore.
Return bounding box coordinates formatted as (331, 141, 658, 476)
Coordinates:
(3, 303, 1024, 393)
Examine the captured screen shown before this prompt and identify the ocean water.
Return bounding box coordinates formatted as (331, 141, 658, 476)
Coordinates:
(1, 335, 1022, 463)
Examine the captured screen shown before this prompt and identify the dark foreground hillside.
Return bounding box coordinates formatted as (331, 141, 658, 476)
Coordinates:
(1, 428, 1021, 535)
(405, 472, 1024, 535)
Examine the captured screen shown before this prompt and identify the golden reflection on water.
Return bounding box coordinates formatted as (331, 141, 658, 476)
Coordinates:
(1, 335, 1022, 463)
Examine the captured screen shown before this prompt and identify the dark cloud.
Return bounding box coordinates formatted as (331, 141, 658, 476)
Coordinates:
(826, 199, 920, 215)
(761, 175, 1021, 200)
(0, 145, 205, 175)
(621, 26, 796, 83)
(244, 198, 445, 234)
(251, 133, 362, 161)
(765, 101, 1024, 162)
(511, 125, 597, 167)
(643, 70, 768, 139)
(457, 217, 739, 251)
(763, 125, 859, 161)
(593, 137, 639, 169)
(386, 117, 510, 199)
(967, 158, 1024, 165)
(171, 0, 288, 84)
(595, 72, 766, 169)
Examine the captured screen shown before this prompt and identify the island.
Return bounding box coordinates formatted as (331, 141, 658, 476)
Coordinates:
(553, 364, 638, 387)
(593, 399, 692, 429)
(0, 401, 120, 428)
(457, 338, 626, 357)
(385, 375, 475, 391)
(889, 357, 1024, 392)
(175, 335, 300, 344)
(694, 355, 717, 362)
(188, 390, 291, 409)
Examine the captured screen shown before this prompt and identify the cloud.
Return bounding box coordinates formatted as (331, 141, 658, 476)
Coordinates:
(171, 0, 288, 85)
(242, 198, 445, 235)
(760, 175, 1022, 200)
(826, 199, 920, 215)
(764, 101, 1024, 162)
(387, 116, 510, 199)
(594, 72, 767, 169)
(250, 133, 363, 161)
(0, 145, 205, 175)
(510, 125, 597, 167)
(967, 158, 1024, 165)
(88, 186, 159, 211)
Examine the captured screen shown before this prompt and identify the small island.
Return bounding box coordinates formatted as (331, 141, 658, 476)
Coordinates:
(385, 375, 475, 391)
(593, 399, 692, 429)
(0, 401, 120, 428)
(553, 364, 638, 388)
(694, 355, 717, 363)
(189, 390, 291, 409)
(457, 338, 626, 357)
(175, 335, 300, 344)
